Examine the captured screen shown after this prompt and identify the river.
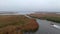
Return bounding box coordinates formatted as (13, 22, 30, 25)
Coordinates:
(24, 15, 60, 34)
(34, 19, 60, 34)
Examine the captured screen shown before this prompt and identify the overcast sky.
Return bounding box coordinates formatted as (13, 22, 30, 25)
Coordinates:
(0, 0, 59, 12)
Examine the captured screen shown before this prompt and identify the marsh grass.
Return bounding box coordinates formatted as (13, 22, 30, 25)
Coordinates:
(0, 15, 31, 28)
(0, 15, 39, 34)
(29, 14, 60, 23)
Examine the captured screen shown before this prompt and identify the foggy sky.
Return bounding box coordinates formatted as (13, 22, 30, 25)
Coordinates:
(0, 0, 59, 12)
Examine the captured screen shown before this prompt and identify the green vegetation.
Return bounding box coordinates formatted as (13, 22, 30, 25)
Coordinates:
(41, 16, 60, 23)
(29, 14, 60, 23)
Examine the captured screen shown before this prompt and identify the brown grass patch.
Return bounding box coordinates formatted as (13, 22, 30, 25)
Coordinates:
(0, 15, 38, 34)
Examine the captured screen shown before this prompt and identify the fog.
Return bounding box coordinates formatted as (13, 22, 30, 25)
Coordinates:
(0, 0, 59, 13)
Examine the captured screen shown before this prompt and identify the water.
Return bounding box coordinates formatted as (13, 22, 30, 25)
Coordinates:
(52, 25, 60, 29)
(24, 15, 60, 34)
(34, 19, 60, 34)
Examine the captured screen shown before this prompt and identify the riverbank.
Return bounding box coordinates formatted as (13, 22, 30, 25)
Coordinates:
(40, 16, 60, 23)
(0, 15, 39, 34)
(28, 14, 60, 23)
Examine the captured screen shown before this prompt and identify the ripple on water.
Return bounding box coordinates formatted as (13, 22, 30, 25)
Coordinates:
(52, 25, 60, 29)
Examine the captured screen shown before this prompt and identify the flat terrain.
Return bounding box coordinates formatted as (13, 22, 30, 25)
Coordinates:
(26, 15, 60, 34)
(0, 15, 38, 34)
(28, 12, 60, 23)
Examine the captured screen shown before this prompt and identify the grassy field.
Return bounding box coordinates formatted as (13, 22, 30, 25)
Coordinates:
(0, 15, 30, 28)
(28, 13, 60, 23)
(40, 16, 60, 23)
(0, 15, 39, 34)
